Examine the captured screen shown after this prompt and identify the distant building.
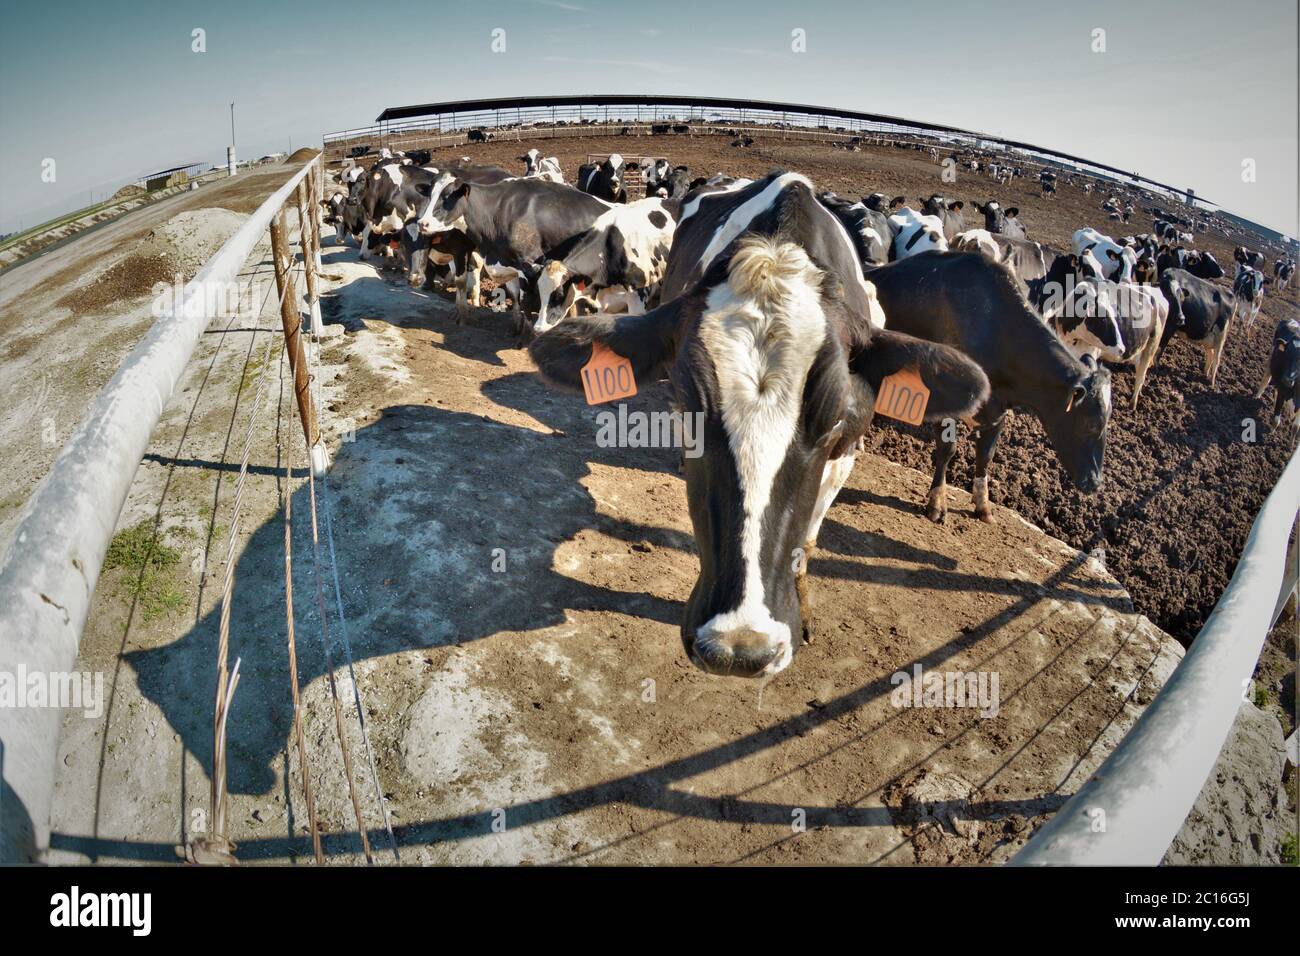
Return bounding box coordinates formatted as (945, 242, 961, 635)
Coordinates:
(136, 162, 206, 192)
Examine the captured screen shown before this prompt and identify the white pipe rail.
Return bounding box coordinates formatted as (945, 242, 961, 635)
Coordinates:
(1013, 442, 1300, 865)
(0, 159, 319, 864)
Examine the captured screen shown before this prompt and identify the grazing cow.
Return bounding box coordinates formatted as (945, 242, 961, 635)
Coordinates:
(419, 176, 611, 330)
(1234, 246, 1267, 274)
(971, 200, 1026, 240)
(1185, 250, 1225, 279)
(819, 191, 892, 266)
(577, 154, 628, 203)
(865, 251, 1113, 521)
(1255, 319, 1300, 431)
(1073, 227, 1137, 281)
(468, 129, 492, 142)
(1052, 279, 1167, 407)
(918, 195, 965, 240)
(356, 162, 440, 260)
(888, 206, 948, 259)
(321, 189, 366, 245)
(1153, 220, 1179, 243)
(529, 172, 988, 677)
(520, 148, 564, 183)
(1274, 257, 1295, 291)
(1159, 268, 1236, 386)
(1040, 276, 1127, 363)
(1233, 266, 1265, 325)
(533, 198, 677, 334)
(399, 222, 475, 291)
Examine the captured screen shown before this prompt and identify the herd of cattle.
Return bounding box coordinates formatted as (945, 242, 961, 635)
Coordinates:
(321, 145, 1298, 677)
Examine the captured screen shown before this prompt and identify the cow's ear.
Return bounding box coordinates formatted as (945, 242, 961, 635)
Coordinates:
(889, 196, 906, 209)
(850, 329, 990, 424)
(1006, 207, 1019, 218)
(1106, 249, 1120, 260)
(528, 297, 686, 395)
(949, 200, 963, 211)
(415, 181, 433, 197)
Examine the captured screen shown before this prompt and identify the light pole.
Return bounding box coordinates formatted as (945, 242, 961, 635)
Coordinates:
(227, 102, 238, 176)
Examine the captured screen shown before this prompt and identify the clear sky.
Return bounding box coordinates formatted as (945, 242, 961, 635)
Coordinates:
(1, 0, 1295, 235)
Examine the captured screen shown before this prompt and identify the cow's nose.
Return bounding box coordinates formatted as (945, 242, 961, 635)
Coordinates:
(691, 620, 792, 678)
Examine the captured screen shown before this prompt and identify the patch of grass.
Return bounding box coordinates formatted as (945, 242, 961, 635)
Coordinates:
(1253, 686, 1269, 708)
(104, 520, 186, 621)
(1281, 833, 1297, 866)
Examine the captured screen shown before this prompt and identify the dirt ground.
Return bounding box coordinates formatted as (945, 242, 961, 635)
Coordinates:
(13, 134, 1292, 865)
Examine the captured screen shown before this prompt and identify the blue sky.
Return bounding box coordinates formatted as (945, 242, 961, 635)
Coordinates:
(1, 0, 1295, 234)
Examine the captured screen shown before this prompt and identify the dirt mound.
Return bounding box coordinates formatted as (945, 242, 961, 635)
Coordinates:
(286, 147, 319, 163)
(56, 251, 178, 313)
(112, 183, 146, 200)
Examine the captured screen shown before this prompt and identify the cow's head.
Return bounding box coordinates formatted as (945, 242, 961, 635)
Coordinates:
(529, 236, 989, 677)
(418, 173, 467, 234)
(1036, 353, 1112, 493)
(534, 260, 585, 335)
(1048, 280, 1127, 363)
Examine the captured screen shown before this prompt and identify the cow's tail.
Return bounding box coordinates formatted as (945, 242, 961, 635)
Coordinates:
(727, 236, 822, 310)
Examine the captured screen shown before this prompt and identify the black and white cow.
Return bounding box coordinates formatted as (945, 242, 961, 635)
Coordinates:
(1233, 266, 1265, 325)
(865, 251, 1113, 522)
(1048, 278, 1167, 408)
(355, 162, 440, 260)
(1234, 245, 1267, 275)
(529, 172, 989, 677)
(577, 153, 628, 203)
(1255, 319, 1300, 431)
(1185, 250, 1225, 279)
(418, 176, 612, 331)
(1274, 257, 1295, 291)
(399, 222, 475, 291)
(642, 158, 672, 197)
(519, 148, 564, 183)
(971, 200, 1026, 240)
(888, 206, 948, 259)
(818, 191, 892, 267)
(533, 198, 677, 334)
(1073, 227, 1138, 281)
(1159, 268, 1236, 387)
(918, 195, 965, 241)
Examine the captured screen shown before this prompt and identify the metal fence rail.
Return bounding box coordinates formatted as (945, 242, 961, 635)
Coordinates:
(0, 158, 325, 864)
(1013, 443, 1300, 865)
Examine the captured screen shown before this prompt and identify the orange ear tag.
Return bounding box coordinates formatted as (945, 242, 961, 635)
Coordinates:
(581, 341, 637, 405)
(875, 367, 930, 426)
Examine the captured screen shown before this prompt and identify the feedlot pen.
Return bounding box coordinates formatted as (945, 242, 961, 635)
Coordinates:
(38, 136, 1293, 865)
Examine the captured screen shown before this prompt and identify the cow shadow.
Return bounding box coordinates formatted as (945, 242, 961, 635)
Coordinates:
(124, 391, 691, 801)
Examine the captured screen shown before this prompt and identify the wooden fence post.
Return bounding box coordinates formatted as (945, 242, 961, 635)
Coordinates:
(270, 209, 329, 475)
(295, 181, 324, 336)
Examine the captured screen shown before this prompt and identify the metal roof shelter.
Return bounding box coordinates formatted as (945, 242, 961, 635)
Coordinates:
(363, 93, 1206, 205)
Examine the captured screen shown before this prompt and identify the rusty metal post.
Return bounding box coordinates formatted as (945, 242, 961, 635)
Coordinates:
(295, 181, 324, 336)
(270, 209, 329, 476)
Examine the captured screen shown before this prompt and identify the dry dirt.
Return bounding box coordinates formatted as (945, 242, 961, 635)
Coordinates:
(17, 134, 1291, 865)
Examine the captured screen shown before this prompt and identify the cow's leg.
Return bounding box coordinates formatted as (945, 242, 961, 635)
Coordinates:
(459, 251, 484, 323)
(1255, 366, 1274, 399)
(926, 422, 959, 523)
(357, 224, 372, 260)
(971, 416, 1007, 523)
(1208, 316, 1231, 389)
(1131, 350, 1152, 410)
(798, 447, 859, 643)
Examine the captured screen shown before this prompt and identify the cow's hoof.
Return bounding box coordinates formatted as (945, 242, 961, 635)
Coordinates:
(801, 618, 815, 645)
(925, 487, 948, 523)
(974, 506, 995, 523)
